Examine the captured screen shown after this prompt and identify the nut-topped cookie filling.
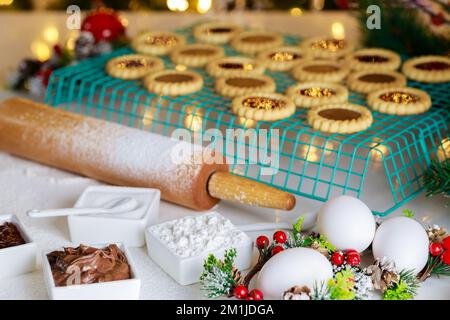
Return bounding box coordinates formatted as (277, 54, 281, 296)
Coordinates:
(243, 97, 285, 110)
(311, 39, 346, 52)
(300, 87, 336, 97)
(144, 35, 178, 47)
(318, 108, 361, 121)
(379, 92, 420, 104)
(116, 59, 148, 69)
(269, 52, 301, 62)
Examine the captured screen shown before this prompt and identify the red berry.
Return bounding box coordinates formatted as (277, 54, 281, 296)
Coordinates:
(271, 245, 284, 256)
(273, 230, 287, 244)
(233, 285, 248, 299)
(256, 235, 270, 249)
(331, 252, 344, 265)
(429, 242, 444, 257)
(246, 296, 254, 300)
(249, 289, 264, 300)
(442, 236, 450, 250)
(346, 252, 361, 266)
(441, 250, 450, 265)
(345, 249, 358, 255)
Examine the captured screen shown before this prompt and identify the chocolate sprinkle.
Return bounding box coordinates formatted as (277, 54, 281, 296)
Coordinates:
(0, 222, 26, 250)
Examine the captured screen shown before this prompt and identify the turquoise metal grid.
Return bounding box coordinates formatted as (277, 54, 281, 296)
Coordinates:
(44, 27, 450, 216)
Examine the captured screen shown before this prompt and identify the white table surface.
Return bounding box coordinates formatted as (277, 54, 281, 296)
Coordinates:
(0, 12, 449, 300)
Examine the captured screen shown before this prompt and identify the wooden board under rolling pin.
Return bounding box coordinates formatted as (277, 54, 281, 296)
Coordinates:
(0, 98, 295, 211)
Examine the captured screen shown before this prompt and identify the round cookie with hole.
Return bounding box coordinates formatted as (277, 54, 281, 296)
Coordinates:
(346, 48, 401, 72)
(402, 55, 450, 83)
(292, 60, 350, 83)
(216, 74, 275, 98)
(347, 70, 407, 94)
(307, 104, 373, 134)
(231, 93, 295, 121)
(206, 56, 266, 78)
(286, 82, 348, 108)
(170, 44, 225, 68)
(193, 22, 242, 44)
(106, 54, 164, 80)
(367, 87, 432, 115)
(257, 46, 310, 72)
(231, 31, 284, 55)
(300, 37, 354, 60)
(144, 70, 203, 96)
(132, 31, 185, 56)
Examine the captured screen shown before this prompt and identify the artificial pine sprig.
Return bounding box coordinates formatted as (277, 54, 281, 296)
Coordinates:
(383, 269, 419, 300)
(423, 159, 450, 197)
(418, 253, 450, 281)
(200, 249, 239, 298)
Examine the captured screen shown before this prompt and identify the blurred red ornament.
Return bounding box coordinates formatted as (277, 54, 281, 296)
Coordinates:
(441, 250, 450, 265)
(346, 251, 361, 266)
(429, 242, 444, 257)
(335, 0, 350, 9)
(233, 285, 248, 299)
(331, 252, 344, 265)
(431, 13, 445, 26)
(273, 230, 287, 244)
(442, 236, 450, 250)
(81, 8, 126, 42)
(271, 246, 284, 256)
(248, 289, 264, 300)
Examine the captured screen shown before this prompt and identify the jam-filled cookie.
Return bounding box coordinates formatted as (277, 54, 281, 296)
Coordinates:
(346, 48, 401, 71)
(231, 93, 295, 121)
(307, 104, 373, 134)
(367, 87, 432, 115)
(231, 31, 284, 55)
(257, 46, 310, 72)
(131, 31, 185, 56)
(402, 55, 450, 83)
(216, 74, 275, 98)
(292, 60, 350, 83)
(206, 56, 266, 78)
(286, 82, 348, 108)
(193, 22, 242, 44)
(347, 70, 407, 94)
(300, 37, 353, 60)
(106, 54, 164, 80)
(144, 70, 203, 96)
(170, 44, 224, 67)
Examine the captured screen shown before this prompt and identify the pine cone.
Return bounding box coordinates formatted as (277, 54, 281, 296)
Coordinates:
(311, 242, 329, 257)
(366, 257, 400, 291)
(231, 267, 244, 286)
(283, 286, 311, 300)
(427, 225, 447, 243)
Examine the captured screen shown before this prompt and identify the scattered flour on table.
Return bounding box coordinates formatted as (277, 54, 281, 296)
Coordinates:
(149, 213, 248, 258)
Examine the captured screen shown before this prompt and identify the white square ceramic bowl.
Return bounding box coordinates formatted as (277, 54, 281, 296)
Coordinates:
(0, 214, 36, 279)
(68, 186, 160, 247)
(42, 243, 141, 300)
(145, 212, 253, 286)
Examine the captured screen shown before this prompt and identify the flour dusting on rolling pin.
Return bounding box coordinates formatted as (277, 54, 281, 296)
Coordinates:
(0, 98, 295, 211)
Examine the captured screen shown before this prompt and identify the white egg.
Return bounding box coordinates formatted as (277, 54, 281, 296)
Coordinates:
(372, 216, 429, 274)
(256, 248, 333, 300)
(317, 195, 376, 252)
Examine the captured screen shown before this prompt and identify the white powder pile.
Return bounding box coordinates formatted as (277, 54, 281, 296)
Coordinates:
(149, 213, 248, 258)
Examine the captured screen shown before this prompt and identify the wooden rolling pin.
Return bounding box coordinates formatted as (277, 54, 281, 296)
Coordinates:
(0, 98, 295, 211)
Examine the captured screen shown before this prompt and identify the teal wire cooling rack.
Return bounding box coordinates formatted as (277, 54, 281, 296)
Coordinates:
(44, 27, 450, 216)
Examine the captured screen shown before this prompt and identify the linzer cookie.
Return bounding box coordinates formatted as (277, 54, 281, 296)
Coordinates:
(367, 87, 432, 115)
(216, 74, 275, 98)
(193, 22, 242, 44)
(402, 55, 450, 83)
(300, 37, 353, 60)
(347, 70, 407, 94)
(292, 60, 350, 83)
(131, 31, 185, 56)
(286, 82, 348, 108)
(106, 54, 164, 80)
(231, 31, 284, 55)
(206, 56, 265, 78)
(231, 93, 295, 121)
(0, 222, 26, 249)
(307, 104, 373, 134)
(347, 48, 401, 71)
(170, 44, 224, 67)
(257, 46, 309, 72)
(145, 70, 203, 96)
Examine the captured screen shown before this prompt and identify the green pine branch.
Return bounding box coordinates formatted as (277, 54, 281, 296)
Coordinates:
(357, 0, 450, 56)
(423, 159, 450, 197)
